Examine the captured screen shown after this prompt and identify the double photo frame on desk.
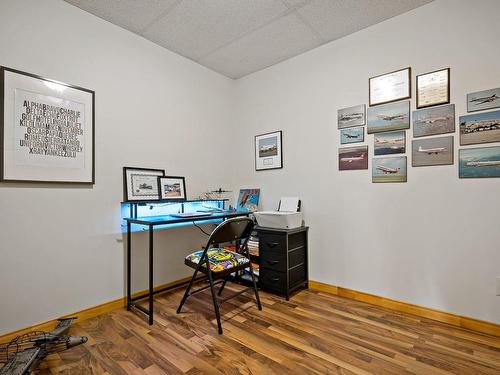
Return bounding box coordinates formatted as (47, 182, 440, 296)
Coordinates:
(123, 166, 187, 202)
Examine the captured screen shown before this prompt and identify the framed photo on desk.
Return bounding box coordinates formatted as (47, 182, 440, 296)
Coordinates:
(123, 166, 164, 202)
(158, 176, 186, 201)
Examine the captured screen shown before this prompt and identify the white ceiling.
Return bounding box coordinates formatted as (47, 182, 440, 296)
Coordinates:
(64, 0, 433, 79)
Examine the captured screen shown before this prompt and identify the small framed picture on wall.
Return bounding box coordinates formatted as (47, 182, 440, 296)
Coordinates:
(255, 131, 282, 171)
(369, 67, 411, 106)
(158, 176, 187, 201)
(416, 68, 450, 109)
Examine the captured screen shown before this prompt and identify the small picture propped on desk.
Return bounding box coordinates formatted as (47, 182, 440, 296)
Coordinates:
(236, 188, 260, 212)
(123, 167, 165, 201)
(158, 176, 187, 201)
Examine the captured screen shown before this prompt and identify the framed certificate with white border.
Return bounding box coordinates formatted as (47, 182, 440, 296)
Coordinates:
(416, 68, 450, 109)
(369, 67, 411, 106)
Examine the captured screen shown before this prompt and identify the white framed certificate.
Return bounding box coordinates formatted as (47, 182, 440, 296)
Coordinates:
(369, 67, 411, 106)
(416, 68, 450, 109)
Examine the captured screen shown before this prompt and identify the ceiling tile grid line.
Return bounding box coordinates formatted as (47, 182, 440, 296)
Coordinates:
(138, 0, 183, 34)
(196, 6, 302, 62)
(285, 2, 326, 44)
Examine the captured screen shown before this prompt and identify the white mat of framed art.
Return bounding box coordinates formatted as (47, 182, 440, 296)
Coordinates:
(1, 67, 94, 184)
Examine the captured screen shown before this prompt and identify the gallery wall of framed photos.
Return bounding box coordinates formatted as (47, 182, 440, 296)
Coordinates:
(337, 66, 500, 181)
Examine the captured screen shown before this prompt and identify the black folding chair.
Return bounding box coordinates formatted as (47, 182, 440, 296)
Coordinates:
(176, 217, 262, 334)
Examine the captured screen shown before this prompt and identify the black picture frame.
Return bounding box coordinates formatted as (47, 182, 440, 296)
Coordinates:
(255, 130, 283, 171)
(123, 166, 165, 202)
(158, 175, 187, 201)
(416, 68, 450, 109)
(1, 66, 95, 184)
(369, 67, 411, 107)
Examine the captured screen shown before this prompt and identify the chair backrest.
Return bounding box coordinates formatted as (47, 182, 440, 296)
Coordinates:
(207, 217, 254, 247)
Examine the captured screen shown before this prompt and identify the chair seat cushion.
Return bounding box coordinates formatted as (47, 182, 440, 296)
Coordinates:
(185, 248, 250, 273)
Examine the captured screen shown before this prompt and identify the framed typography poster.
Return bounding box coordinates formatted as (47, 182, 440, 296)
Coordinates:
(1, 67, 95, 184)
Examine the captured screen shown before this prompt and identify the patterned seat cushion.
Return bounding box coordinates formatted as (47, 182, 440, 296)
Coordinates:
(185, 248, 250, 273)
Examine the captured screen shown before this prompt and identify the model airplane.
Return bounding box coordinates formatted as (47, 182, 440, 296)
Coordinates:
(466, 160, 500, 167)
(200, 187, 232, 200)
(340, 112, 363, 122)
(418, 145, 447, 154)
(469, 94, 499, 105)
(376, 164, 400, 174)
(377, 113, 405, 121)
(341, 153, 365, 162)
(0, 318, 87, 375)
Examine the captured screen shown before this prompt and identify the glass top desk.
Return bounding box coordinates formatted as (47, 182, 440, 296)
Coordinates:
(122, 199, 248, 325)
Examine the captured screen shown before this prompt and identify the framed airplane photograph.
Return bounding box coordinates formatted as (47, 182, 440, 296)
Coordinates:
(338, 104, 365, 129)
(338, 145, 368, 170)
(123, 167, 165, 202)
(459, 146, 500, 178)
(413, 104, 455, 138)
(374, 130, 405, 155)
(255, 131, 282, 171)
(372, 156, 407, 183)
(340, 126, 364, 144)
(416, 68, 450, 109)
(367, 100, 410, 134)
(459, 110, 500, 146)
(467, 87, 500, 112)
(369, 67, 411, 106)
(412, 136, 454, 167)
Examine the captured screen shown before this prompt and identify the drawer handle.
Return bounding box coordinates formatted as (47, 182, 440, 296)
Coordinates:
(270, 277, 280, 283)
(266, 260, 278, 266)
(267, 242, 279, 248)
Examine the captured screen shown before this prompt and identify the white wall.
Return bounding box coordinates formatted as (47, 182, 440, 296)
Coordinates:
(0, 0, 235, 334)
(232, 0, 500, 323)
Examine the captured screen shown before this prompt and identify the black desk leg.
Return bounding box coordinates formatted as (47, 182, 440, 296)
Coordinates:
(148, 224, 154, 325)
(127, 221, 131, 311)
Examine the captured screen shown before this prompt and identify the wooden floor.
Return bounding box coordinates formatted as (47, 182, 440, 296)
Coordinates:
(37, 284, 500, 375)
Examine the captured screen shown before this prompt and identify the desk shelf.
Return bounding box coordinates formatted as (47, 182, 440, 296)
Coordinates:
(121, 199, 229, 232)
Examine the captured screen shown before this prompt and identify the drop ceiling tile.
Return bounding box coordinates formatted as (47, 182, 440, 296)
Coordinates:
(200, 12, 322, 79)
(64, 0, 180, 33)
(142, 0, 289, 61)
(297, 0, 434, 41)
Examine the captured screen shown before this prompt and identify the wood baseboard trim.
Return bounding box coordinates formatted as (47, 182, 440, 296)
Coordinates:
(309, 280, 500, 337)
(0, 276, 193, 343)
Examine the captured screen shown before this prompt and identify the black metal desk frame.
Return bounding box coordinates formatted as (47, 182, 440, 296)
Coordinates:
(124, 207, 248, 325)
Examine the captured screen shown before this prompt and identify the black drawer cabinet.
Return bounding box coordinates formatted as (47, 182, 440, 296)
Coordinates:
(256, 226, 309, 300)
